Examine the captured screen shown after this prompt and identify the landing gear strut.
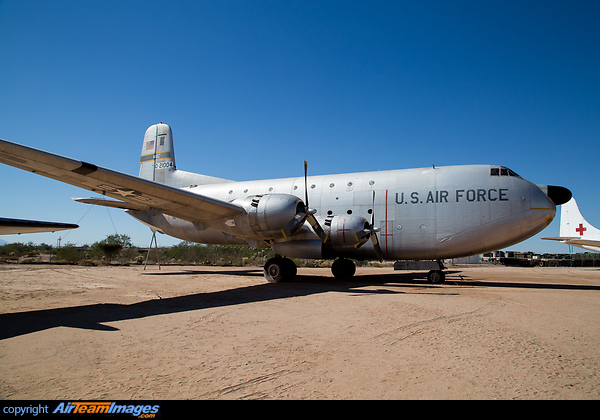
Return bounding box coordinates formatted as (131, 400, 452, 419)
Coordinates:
(264, 256, 297, 283)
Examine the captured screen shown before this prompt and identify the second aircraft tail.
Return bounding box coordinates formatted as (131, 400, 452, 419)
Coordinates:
(559, 198, 600, 239)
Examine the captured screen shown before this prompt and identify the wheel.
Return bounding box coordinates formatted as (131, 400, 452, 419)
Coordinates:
(331, 258, 356, 279)
(427, 270, 446, 284)
(282, 257, 297, 279)
(264, 257, 296, 283)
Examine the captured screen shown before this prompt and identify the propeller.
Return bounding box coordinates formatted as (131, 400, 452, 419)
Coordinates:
(356, 191, 383, 262)
(281, 161, 329, 243)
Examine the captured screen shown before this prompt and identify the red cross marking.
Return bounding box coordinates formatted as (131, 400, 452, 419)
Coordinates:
(575, 223, 587, 236)
(338, 219, 351, 243)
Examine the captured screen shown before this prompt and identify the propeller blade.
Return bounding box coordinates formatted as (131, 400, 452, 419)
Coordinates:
(304, 160, 309, 208)
(282, 212, 307, 238)
(306, 213, 329, 243)
(280, 161, 314, 239)
(370, 190, 383, 261)
(371, 191, 376, 226)
(302, 160, 329, 243)
(371, 230, 383, 262)
(281, 161, 331, 242)
(355, 225, 380, 248)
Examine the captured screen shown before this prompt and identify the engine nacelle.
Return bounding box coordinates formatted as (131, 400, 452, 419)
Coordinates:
(230, 194, 304, 239)
(323, 215, 370, 248)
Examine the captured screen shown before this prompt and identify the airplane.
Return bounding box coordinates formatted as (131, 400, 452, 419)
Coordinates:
(542, 197, 600, 253)
(0, 217, 78, 235)
(0, 123, 571, 283)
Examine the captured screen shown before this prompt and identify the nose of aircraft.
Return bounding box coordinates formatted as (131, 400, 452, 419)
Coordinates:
(546, 185, 572, 205)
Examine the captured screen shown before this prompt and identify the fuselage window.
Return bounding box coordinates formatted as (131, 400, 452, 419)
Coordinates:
(507, 168, 522, 178)
(490, 167, 522, 178)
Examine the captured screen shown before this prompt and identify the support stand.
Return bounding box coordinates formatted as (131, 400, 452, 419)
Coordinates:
(143, 230, 161, 270)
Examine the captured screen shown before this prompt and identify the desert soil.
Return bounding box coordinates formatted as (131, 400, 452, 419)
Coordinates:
(1, 263, 599, 399)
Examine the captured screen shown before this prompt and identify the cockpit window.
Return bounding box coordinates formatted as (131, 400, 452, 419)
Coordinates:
(491, 167, 521, 178)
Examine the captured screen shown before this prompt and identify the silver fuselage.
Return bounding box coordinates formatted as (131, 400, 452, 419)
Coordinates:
(129, 164, 556, 261)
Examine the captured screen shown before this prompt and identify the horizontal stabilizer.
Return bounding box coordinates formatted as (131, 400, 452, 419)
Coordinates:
(542, 237, 600, 248)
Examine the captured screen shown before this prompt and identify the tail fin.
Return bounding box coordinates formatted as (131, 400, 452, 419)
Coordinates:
(138, 122, 233, 188)
(139, 123, 175, 183)
(560, 198, 600, 239)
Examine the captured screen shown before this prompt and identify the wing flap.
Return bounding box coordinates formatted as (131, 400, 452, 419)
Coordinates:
(0, 139, 244, 224)
(72, 197, 148, 211)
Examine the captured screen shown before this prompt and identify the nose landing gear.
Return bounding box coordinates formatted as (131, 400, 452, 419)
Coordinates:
(427, 269, 446, 284)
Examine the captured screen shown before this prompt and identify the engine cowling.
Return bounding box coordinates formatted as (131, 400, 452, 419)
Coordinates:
(323, 215, 371, 248)
(229, 194, 305, 239)
(271, 215, 374, 259)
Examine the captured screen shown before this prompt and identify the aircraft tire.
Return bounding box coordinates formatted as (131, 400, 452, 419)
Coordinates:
(427, 270, 446, 284)
(331, 258, 356, 279)
(264, 257, 297, 283)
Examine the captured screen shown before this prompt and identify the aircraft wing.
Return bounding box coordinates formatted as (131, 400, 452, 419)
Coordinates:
(0, 139, 244, 225)
(0, 217, 78, 235)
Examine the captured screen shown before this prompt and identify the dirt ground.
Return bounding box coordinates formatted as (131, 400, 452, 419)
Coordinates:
(1, 263, 599, 400)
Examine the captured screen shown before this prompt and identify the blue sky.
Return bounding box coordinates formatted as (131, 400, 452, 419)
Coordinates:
(0, 0, 598, 253)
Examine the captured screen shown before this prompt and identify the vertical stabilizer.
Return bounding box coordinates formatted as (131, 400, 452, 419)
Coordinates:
(560, 198, 600, 239)
(139, 123, 176, 184)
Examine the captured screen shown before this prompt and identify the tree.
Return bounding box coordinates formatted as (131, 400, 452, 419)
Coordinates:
(54, 243, 81, 264)
(93, 234, 133, 264)
(100, 234, 133, 248)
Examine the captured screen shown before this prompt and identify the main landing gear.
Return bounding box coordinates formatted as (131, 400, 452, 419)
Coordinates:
(263, 257, 359, 283)
(331, 258, 356, 279)
(264, 257, 446, 283)
(264, 256, 297, 283)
